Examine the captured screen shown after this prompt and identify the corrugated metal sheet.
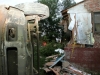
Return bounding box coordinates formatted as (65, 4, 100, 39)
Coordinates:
(0, 5, 8, 75)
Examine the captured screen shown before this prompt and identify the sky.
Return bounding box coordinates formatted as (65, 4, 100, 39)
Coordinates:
(74, 0, 83, 3)
(0, 0, 83, 6)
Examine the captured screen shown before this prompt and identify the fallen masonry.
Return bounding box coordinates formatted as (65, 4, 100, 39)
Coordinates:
(43, 54, 91, 75)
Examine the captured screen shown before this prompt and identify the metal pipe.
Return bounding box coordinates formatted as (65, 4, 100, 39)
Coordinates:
(36, 18, 40, 75)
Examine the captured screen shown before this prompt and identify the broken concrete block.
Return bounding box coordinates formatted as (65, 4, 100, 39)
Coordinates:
(44, 62, 54, 67)
(62, 61, 70, 69)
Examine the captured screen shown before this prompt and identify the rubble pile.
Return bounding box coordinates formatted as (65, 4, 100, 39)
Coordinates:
(43, 54, 91, 75)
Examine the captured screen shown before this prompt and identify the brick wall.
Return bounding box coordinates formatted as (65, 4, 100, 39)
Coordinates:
(64, 47, 100, 72)
(84, 0, 100, 12)
(93, 34, 100, 48)
(84, 0, 100, 48)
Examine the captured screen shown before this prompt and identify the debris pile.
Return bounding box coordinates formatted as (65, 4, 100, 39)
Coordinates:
(43, 54, 91, 75)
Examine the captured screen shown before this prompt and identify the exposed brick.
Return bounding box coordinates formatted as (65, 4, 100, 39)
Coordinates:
(85, 0, 100, 12)
(64, 48, 100, 72)
(93, 34, 100, 48)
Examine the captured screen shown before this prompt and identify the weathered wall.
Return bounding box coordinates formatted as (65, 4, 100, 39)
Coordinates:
(85, 0, 100, 12)
(0, 5, 8, 75)
(64, 1, 100, 73)
(68, 2, 89, 13)
(64, 47, 100, 72)
(93, 33, 100, 48)
(84, 0, 100, 48)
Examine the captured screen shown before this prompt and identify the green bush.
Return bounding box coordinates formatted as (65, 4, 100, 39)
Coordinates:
(40, 41, 63, 56)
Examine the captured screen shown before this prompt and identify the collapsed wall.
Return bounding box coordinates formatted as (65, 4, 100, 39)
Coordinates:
(62, 1, 100, 73)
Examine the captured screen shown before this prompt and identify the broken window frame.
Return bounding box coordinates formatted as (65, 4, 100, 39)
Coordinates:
(93, 12, 100, 33)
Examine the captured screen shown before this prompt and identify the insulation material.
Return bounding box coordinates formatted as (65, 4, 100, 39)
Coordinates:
(68, 14, 75, 30)
(76, 13, 94, 44)
(63, 20, 68, 32)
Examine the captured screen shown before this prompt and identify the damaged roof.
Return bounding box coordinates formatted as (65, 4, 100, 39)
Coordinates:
(61, 0, 85, 12)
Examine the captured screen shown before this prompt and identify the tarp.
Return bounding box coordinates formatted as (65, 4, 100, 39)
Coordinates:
(68, 13, 94, 45)
(68, 14, 75, 30)
(76, 13, 94, 44)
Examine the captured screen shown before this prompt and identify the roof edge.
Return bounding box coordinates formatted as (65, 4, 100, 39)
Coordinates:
(61, 0, 85, 12)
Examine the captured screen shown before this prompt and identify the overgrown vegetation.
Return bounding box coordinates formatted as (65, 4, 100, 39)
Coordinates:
(38, 0, 76, 42)
(33, 0, 76, 74)
(33, 39, 64, 74)
(40, 41, 63, 56)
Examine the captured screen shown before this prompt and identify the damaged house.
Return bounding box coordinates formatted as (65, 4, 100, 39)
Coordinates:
(61, 0, 100, 73)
